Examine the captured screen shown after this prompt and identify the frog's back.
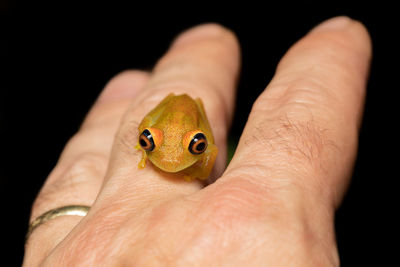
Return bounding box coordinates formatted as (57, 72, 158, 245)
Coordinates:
(163, 94, 198, 115)
(157, 94, 200, 128)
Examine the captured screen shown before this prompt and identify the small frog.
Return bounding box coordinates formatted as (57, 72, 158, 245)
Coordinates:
(135, 93, 218, 181)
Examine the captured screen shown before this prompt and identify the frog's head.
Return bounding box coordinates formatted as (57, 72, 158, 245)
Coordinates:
(138, 128, 208, 172)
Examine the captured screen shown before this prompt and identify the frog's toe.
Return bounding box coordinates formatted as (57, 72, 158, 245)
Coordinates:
(183, 175, 194, 182)
(138, 158, 147, 169)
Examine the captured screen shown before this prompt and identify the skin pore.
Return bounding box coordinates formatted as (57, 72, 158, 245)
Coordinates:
(24, 17, 371, 266)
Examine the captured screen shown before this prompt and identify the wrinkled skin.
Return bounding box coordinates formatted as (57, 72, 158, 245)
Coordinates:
(24, 17, 371, 267)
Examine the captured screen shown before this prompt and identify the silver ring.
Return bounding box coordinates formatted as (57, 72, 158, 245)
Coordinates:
(27, 205, 90, 240)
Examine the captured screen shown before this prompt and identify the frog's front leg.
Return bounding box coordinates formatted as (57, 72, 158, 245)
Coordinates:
(183, 144, 218, 181)
(135, 143, 148, 169)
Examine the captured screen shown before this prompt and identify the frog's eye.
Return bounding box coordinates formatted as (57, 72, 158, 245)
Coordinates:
(188, 133, 208, 155)
(139, 129, 155, 151)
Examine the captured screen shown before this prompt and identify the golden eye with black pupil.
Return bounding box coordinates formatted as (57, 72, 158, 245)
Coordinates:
(139, 129, 155, 151)
(189, 133, 208, 155)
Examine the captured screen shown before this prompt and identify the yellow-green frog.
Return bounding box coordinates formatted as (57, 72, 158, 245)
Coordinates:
(136, 93, 218, 181)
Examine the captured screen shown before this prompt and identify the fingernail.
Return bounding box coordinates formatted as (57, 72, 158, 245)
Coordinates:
(311, 16, 353, 33)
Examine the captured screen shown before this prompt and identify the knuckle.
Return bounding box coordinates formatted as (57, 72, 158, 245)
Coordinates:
(32, 152, 107, 215)
(95, 69, 149, 106)
(256, 77, 338, 114)
(243, 98, 341, 186)
(105, 69, 149, 88)
(311, 21, 371, 57)
(199, 23, 240, 51)
(233, 78, 346, 201)
(249, 78, 342, 174)
(253, 114, 338, 170)
(172, 23, 239, 49)
(60, 152, 108, 180)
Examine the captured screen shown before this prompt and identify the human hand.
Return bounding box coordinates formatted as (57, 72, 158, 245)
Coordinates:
(24, 16, 371, 266)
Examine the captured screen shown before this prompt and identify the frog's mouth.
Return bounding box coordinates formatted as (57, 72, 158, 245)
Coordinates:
(151, 157, 197, 173)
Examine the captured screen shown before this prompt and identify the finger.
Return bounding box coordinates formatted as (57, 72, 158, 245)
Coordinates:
(93, 24, 240, 212)
(224, 17, 371, 209)
(25, 71, 149, 261)
(30, 71, 149, 221)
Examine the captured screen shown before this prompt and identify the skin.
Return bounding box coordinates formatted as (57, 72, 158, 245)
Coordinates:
(136, 93, 218, 181)
(24, 17, 371, 266)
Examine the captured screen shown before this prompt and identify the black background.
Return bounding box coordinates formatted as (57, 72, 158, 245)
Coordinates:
(1, 2, 397, 266)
